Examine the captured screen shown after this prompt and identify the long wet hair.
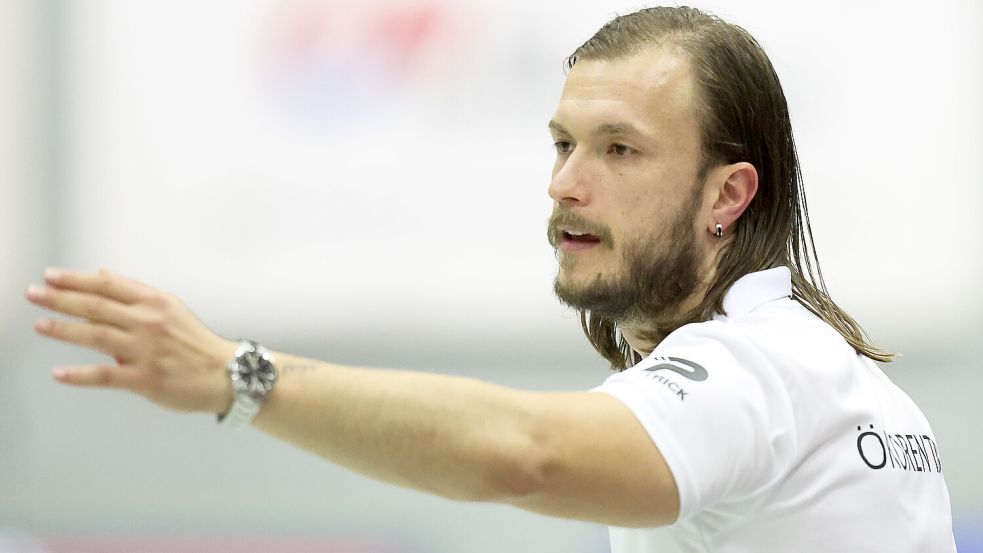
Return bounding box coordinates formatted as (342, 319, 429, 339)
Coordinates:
(567, 6, 895, 370)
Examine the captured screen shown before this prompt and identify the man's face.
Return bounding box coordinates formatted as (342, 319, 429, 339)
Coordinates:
(547, 46, 711, 323)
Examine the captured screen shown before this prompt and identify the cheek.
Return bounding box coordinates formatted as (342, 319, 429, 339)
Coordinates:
(613, 192, 670, 231)
(604, 163, 692, 237)
(613, 193, 694, 249)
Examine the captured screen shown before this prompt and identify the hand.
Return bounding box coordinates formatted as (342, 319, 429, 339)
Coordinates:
(26, 268, 238, 415)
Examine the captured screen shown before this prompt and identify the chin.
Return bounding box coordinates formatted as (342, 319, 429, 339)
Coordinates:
(555, 264, 613, 297)
(556, 262, 591, 288)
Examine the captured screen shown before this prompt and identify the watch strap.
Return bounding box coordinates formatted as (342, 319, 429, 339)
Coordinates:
(218, 394, 261, 427)
(217, 339, 276, 428)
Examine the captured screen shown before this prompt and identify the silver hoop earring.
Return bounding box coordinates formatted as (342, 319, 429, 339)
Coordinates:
(714, 223, 723, 238)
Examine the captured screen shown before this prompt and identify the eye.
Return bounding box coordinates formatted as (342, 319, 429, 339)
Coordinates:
(609, 143, 634, 156)
(553, 140, 574, 155)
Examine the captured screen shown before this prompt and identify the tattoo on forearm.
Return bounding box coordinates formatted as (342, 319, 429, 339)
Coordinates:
(279, 363, 319, 374)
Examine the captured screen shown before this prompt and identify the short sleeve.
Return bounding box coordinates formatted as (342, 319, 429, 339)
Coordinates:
(589, 322, 796, 523)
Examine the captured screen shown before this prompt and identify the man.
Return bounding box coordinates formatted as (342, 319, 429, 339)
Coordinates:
(26, 6, 956, 552)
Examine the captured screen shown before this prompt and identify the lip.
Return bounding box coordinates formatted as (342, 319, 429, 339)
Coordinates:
(559, 239, 600, 252)
(556, 228, 603, 252)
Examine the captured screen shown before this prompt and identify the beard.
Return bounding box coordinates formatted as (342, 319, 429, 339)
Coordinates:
(548, 188, 705, 326)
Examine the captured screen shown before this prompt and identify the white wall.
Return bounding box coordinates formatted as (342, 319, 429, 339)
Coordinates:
(59, 0, 983, 346)
(0, 0, 43, 333)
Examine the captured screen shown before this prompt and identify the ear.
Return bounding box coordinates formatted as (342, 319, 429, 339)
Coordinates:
(708, 162, 758, 235)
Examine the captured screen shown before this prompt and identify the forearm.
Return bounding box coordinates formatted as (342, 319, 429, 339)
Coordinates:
(251, 352, 548, 502)
(29, 268, 679, 526)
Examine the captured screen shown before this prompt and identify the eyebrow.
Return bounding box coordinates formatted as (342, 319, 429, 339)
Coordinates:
(548, 119, 648, 139)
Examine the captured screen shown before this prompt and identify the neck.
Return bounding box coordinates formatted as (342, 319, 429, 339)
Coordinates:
(620, 325, 660, 359)
(620, 245, 721, 358)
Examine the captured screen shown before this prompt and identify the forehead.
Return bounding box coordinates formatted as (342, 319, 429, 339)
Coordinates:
(552, 46, 700, 139)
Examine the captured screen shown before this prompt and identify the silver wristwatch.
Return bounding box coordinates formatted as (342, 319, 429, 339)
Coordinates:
(217, 340, 277, 428)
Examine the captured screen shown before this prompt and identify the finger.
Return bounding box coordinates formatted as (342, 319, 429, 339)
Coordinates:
(34, 318, 134, 359)
(53, 364, 145, 392)
(42, 268, 153, 305)
(26, 285, 135, 329)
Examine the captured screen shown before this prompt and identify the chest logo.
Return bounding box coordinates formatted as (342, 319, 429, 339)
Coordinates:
(643, 357, 708, 382)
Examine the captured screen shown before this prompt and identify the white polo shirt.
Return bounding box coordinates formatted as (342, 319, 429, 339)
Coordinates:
(590, 266, 956, 553)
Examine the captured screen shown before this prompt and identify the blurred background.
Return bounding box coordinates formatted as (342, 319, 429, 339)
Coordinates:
(1, 0, 980, 551)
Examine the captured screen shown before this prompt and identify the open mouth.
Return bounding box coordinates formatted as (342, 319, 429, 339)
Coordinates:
(558, 228, 603, 252)
(562, 230, 601, 244)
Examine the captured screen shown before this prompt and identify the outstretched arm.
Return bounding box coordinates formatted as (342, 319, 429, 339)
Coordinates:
(26, 268, 679, 528)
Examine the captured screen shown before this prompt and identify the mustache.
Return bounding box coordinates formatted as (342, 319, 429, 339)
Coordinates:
(546, 209, 613, 247)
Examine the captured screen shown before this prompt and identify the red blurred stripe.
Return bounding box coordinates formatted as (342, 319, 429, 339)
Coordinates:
(40, 536, 408, 553)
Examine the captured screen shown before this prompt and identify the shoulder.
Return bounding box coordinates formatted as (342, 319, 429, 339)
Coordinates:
(592, 309, 801, 520)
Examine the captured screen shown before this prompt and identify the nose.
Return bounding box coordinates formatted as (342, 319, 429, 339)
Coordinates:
(548, 152, 591, 207)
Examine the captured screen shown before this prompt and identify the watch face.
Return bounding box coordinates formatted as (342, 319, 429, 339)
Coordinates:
(239, 350, 277, 399)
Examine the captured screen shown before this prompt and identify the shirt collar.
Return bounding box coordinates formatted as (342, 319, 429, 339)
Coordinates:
(715, 266, 793, 320)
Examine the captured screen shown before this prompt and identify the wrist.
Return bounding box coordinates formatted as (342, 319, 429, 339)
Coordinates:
(213, 338, 239, 417)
